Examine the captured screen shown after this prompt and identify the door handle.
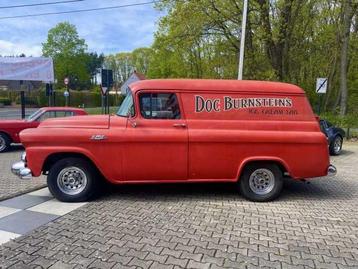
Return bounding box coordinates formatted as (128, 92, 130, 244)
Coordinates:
(173, 123, 186, 128)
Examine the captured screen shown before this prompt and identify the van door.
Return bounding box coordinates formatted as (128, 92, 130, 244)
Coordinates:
(123, 92, 188, 181)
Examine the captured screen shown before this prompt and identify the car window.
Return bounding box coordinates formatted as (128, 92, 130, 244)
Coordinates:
(117, 91, 135, 117)
(54, 111, 74, 117)
(139, 93, 181, 119)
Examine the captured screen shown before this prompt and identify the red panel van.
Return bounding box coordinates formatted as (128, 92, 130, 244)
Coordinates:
(12, 80, 336, 202)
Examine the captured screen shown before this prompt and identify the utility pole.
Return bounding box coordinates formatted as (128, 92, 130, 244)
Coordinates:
(238, 0, 248, 80)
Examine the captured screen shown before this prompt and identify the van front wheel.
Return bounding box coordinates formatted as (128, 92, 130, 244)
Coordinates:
(239, 163, 283, 202)
(47, 157, 98, 202)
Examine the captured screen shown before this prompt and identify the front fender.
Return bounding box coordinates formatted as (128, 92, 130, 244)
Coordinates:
(26, 146, 110, 179)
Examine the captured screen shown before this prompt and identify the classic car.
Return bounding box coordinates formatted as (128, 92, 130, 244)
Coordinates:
(12, 80, 336, 202)
(0, 107, 87, 152)
(319, 119, 345, 155)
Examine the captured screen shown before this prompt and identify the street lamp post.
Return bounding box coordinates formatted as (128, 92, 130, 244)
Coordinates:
(238, 0, 248, 80)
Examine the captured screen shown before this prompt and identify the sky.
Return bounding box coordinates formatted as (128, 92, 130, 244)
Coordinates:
(0, 0, 164, 56)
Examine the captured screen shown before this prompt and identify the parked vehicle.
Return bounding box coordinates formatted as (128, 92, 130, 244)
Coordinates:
(319, 119, 345, 155)
(12, 80, 336, 202)
(0, 107, 87, 152)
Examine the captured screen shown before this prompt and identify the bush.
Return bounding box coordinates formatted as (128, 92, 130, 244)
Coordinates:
(37, 89, 124, 108)
(0, 97, 11, 106)
(320, 113, 358, 128)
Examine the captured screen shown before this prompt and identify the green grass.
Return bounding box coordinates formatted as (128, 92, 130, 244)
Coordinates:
(85, 106, 118, 115)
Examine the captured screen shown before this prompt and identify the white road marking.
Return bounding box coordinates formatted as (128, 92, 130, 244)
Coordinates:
(27, 187, 52, 197)
(0, 206, 21, 218)
(0, 230, 21, 244)
(27, 199, 87, 216)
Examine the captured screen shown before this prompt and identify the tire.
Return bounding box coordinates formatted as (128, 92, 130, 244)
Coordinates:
(329, 136, 343, 155)
(0, 133, 11, 153)
(239, 163, 283, 202)
(47, 157, 98, 202)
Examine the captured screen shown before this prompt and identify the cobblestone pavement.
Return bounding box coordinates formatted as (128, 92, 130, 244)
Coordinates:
(0, 144, 357, 269)
(0, 147, 46, 201)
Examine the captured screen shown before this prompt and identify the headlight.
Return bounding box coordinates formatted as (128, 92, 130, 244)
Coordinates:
(21, 152, 26, 162)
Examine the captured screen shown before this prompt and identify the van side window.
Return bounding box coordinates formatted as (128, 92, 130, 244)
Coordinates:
(139, 93, 181, 119)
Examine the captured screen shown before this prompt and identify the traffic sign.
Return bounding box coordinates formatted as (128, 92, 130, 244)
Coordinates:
(64, 77, 69, 85)
(64, 91, 69, 97)
(101, 69, 113, 88)
(101, 86, 108, 95)
(316, 78, 327, 94)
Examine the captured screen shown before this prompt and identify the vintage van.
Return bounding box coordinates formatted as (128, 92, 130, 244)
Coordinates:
(12, 79, 336, 202)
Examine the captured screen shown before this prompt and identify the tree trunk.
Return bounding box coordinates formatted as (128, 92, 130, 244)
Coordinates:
(339, 0, 353, 116)
(323, 52, 338, 112)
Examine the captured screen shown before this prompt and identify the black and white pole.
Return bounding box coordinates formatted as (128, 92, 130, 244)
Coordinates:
(238, 0, 248, 80)
(64, 77, 70, 107)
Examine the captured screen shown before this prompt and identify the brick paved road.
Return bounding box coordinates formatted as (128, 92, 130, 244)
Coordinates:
(0, 144, 357, 268)
(0, 147, 46, 201)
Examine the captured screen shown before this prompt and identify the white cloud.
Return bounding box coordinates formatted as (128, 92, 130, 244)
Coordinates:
(0, 40, 42, 56)
(0, 0, 165, 55)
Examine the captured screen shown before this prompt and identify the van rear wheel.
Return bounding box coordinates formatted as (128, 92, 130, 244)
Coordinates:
(239, 163, 283, 202)
(47, 157, 98, 202)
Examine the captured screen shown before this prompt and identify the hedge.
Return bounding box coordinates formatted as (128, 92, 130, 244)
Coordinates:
(320, 113, 358, 129)
(9, 89, 125, 108)
(0, 97, 11, 106)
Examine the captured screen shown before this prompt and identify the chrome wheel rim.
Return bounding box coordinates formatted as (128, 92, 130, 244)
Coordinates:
(57, 167, 87, 195)
(249, 168, 275, 195)
(334, 137, 342, 153)
(0, 136, 6, 152)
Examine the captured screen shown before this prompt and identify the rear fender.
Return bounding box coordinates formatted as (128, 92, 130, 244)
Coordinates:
(236, 157, 290, 181)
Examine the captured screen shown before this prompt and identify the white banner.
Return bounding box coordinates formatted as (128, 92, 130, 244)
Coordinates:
(0, 57, 54, 82)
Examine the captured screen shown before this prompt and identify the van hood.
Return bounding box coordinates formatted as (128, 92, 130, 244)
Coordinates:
(39, 115, 110, 129)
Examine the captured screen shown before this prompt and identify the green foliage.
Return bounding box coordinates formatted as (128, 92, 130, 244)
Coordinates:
(4, 90, 123, 109)
(0, 97, 11, 106)
(85, 106, 119, 115)
(42, 22, 103, 91)
(36, 89, 123, 108)
(320, 113, 358, 128)
(134, 0, 358, 116)
(42, 22, 87, 57)
(104, 48, 151, 87)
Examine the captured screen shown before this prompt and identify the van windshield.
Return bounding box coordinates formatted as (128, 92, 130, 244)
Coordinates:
(117, 92, 134, 117)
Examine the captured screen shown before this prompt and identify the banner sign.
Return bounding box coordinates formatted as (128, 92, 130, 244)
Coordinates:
(0, 57, 54, 82)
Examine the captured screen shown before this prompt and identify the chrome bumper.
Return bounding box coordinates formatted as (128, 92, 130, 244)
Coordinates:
(327, 164, 337, 176)
(11, 152, 32, 179)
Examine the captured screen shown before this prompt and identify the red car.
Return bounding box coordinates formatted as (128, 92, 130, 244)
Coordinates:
(12, 80, 336, 202)
(0, 107, 87, 152)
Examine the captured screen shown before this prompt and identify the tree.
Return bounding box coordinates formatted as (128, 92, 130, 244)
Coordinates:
(145, 0, 358, 117)
(42, 22, 92, 90)
(104, 48, 152, 87)
(42, 22, 87, 57)
(339, 0, 357, 115)
(85, 52, 104, 78)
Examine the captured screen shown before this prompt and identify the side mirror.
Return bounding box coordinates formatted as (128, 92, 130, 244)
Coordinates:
(128, 107, 137, 128)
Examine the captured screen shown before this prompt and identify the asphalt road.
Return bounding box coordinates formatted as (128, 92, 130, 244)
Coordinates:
(0, 107, 37, 120)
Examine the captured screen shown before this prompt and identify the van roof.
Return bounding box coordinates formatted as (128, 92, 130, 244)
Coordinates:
(129, 79, 305, 94)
